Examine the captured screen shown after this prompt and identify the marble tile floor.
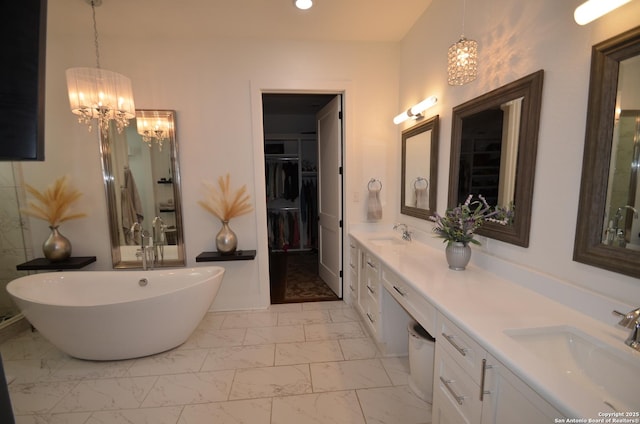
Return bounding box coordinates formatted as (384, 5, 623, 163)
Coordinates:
(0, 301, 431, 424)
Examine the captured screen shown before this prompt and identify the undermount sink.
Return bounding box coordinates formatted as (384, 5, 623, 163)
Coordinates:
(368, 237, 407, 247)
(505, 326, 639, 412)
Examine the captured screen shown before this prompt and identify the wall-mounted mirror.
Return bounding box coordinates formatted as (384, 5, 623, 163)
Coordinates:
(99, 109, 186, 268)
(574, 26, 640, 278)
(448, 70, 544, 247)
(401, 115, 439, 219)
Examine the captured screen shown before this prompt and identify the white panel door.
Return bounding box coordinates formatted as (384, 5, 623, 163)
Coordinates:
(317, 96, 343, 297)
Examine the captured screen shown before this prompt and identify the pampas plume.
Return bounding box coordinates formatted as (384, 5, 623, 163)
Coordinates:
(21, 176, 87, 227)
(199, 173, 253, 222)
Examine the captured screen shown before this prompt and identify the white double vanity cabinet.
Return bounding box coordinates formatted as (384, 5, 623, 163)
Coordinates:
(348, 230, 638, 423)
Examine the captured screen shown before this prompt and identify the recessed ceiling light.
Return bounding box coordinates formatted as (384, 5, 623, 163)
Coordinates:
(295, 0, 313, 10)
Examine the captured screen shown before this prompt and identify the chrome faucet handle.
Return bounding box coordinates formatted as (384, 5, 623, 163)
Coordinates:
(613, 308, 640, 329)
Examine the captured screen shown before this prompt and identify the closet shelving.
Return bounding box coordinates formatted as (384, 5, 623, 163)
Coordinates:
(265, 134, 317, 252)
(459, 137, 501, 206)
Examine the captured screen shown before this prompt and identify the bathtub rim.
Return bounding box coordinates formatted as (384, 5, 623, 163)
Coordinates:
(6, 265, 225, 308)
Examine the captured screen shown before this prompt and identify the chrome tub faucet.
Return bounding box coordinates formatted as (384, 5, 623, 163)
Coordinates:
(130, 222, 153, 270)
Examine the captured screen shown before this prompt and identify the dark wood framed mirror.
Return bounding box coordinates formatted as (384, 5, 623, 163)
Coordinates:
(448, 70, 544, 247)
(401, 115, 439, 220)
(574, 26, 640, 278)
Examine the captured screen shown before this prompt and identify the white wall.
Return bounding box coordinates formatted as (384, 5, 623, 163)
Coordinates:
(396, 0, 640, 308)
(21, 5, 400, 310)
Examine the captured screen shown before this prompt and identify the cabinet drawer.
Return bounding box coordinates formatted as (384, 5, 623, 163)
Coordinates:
(364, 254, 380, 305)
(348, 268, 357, 303)
(438, 313, 486, 385)
(381, 266, 436, 336)
(349, 241, 358, 270)
(434, 343, 482, 424)
(362, 295, 380, 336)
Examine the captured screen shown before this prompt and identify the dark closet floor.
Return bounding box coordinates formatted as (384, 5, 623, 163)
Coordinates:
(269, 251, 339, 304)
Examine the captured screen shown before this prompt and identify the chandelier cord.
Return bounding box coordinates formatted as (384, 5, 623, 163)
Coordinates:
(461, 0, 466, 38)
(90, 1, 101, 69)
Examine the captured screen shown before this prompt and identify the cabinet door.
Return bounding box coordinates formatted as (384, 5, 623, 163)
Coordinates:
(481, 354, 562, 424)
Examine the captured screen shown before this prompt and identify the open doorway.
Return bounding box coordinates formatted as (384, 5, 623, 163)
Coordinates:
(263, 93, 343, 304)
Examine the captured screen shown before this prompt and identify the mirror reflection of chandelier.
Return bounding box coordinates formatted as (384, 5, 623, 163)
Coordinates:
(136, 111, 172, 151)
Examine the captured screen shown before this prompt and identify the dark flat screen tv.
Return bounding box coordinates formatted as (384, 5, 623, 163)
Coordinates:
(0, 0, 47, 161)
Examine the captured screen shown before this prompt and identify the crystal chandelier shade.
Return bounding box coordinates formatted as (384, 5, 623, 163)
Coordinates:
(447, 36, 478, 86)
(136, 111, 172, 151)
(66, 0, 135, 138)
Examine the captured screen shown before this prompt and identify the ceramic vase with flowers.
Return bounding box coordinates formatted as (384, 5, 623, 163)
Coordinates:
(199, 173, 253, 254)
(430, 194, 511, 270)
(21, 176, 87, 262)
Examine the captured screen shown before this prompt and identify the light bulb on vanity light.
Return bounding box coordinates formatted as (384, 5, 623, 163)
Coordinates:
(393, 96, 438, 125)
(574, 0, 632, 25)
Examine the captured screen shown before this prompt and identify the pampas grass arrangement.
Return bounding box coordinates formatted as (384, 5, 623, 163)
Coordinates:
(199, 173, 253, 222)
(21, 176, 87, 227)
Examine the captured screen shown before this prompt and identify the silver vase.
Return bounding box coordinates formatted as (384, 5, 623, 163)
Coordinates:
(216, 220, 237, 254)
(445, 241, 471, 270)
(43, 226, 72, 262)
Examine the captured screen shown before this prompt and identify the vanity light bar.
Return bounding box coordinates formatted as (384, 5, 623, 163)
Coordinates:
(574, 0, 632, 25)
(393, 96, 438, 125)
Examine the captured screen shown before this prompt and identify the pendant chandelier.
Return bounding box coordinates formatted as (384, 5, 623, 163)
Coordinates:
(66, 0, 135, 138)
(447, 0, 478, 86)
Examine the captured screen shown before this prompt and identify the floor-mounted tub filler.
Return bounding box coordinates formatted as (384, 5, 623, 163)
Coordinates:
(6, 266, 225, 360)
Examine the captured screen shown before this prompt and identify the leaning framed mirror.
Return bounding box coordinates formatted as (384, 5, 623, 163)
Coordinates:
(448, 70, 544, 247)
(574, 26, 640, 278)
(401, 115, 439, 219)
(99, 109, 186, 268)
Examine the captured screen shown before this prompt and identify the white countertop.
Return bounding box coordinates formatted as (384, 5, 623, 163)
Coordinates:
(350, 229, 640, 419)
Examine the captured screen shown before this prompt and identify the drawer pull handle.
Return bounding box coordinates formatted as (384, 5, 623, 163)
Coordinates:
(442, 332, 468, 356)
(366, 313, 375, 323)
(367, 285, 375, 294)
(367, 261, 376, 269)
(439, 376, 464, 405)
(350, 263, 355, 269)
(393, 285, 406, 296)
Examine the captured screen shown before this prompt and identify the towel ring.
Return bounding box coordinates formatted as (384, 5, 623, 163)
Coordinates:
(368, 178, 382, 192)
(413, 177, 428, 190)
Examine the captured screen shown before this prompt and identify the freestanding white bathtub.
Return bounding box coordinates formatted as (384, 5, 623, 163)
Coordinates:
(6, 266, 225, 360)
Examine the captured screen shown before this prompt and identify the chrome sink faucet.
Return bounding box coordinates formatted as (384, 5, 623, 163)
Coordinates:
(613, 307, 640, 351)
(393, 223, 412, 241)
